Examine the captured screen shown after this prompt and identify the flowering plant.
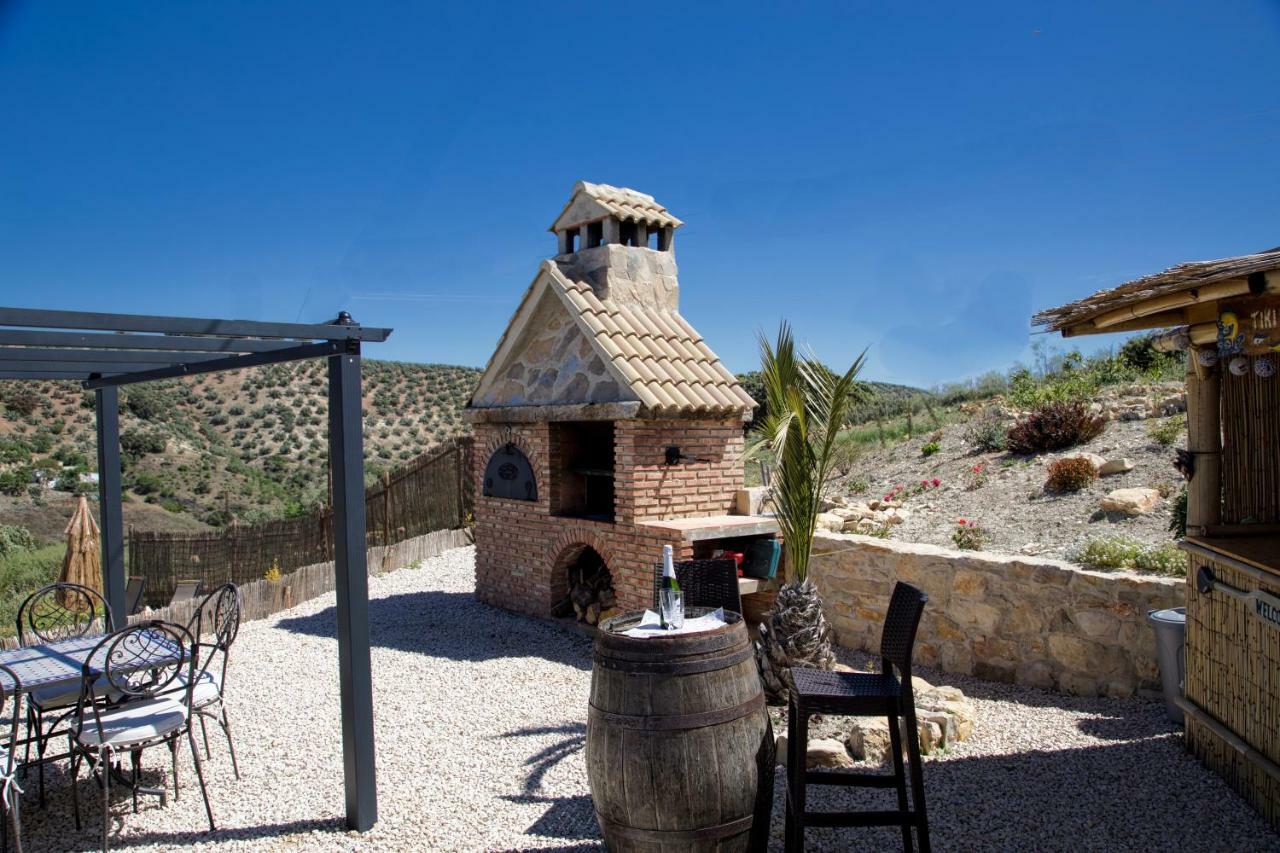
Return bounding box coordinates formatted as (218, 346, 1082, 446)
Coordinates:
(952, 518, 987, 551)
(964, 463, 988, 491)
(883, 477, 941, 503)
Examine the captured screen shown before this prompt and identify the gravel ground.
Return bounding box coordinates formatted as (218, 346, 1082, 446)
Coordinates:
(15, 545, 1277, 851)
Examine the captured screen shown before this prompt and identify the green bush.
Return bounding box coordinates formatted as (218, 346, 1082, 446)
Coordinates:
(1006, 401, 1105, 455)
(0, 543, 63, 636)
(1045, 456, 1098, 493)
(963, 409, 1009, 452)
(0, 525, 38, 557)
(921, 440, 940, 457)
(1071, 536, 1186, 576)
(0, 468, 31, 496)
(1147, 415, 1186, 447)
(120, 430, 167, 458)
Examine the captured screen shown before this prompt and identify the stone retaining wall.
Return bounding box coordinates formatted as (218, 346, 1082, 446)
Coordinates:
(810, 532, 1184, 698)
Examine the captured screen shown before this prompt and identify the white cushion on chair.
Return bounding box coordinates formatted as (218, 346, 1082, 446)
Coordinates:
(176, 670, 222, 709)
(75, 697, 188, 749)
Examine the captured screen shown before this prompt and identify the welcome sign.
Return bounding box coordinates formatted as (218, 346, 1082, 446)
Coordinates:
(1254, 589, 1280, 631)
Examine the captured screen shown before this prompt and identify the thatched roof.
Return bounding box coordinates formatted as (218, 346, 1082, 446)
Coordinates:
(1034, 246, 1280, 336)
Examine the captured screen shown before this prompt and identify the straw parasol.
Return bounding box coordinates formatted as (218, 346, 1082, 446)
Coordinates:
(59, 494, 103, 607)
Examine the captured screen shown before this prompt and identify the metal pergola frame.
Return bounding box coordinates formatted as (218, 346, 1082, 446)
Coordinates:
(0, 306, 391, 831)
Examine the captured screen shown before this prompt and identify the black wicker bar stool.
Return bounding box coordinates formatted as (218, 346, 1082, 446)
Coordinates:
(785, 582, 931, 852)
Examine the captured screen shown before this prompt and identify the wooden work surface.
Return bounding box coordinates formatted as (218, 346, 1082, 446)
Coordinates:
(1185, 535, 1280, 576)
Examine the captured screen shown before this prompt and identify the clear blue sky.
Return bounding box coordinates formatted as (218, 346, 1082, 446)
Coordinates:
(3, 2, 1279, 388)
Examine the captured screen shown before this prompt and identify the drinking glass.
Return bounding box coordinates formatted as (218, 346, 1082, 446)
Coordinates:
(660, 589, 685, 630)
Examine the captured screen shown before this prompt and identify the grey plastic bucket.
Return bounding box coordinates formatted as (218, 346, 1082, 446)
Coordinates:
(1147, 607, 1186, 725)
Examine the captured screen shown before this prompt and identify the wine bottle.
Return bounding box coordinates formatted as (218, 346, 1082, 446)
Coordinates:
(660, 545, 679, 628)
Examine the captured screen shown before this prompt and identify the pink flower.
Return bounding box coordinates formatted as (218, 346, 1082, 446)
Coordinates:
(931, 478, 940, 487)
(957, 518, 967, 526)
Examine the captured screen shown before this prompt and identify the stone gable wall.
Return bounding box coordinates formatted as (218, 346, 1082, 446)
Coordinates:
(810, 532, 1184, 698)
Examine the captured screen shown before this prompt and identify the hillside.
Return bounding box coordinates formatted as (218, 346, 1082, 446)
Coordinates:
(0, 360, 480, 530)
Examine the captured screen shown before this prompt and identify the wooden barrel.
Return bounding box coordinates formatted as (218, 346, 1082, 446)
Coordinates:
(586, 609, 774, 852)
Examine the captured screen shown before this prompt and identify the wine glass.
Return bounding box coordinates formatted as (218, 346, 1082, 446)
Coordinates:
(659, 589, 685, 630)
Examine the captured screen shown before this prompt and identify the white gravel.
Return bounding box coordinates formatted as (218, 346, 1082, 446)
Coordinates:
(15, 545, 1278, 851)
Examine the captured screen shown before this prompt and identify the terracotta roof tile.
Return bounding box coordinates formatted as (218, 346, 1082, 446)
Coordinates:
(543, 262, 755, 417)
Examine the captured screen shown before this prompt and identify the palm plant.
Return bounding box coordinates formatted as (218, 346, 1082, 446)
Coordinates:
(750, 322, 867, 702)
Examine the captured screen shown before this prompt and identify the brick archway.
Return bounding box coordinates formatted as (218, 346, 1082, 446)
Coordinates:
(548, 529, 616, 608)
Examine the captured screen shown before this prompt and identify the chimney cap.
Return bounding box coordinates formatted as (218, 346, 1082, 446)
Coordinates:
(549, 181, 683, 234)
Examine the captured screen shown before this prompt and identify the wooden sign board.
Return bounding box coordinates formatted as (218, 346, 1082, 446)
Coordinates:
(1255, 588, 1280, 631)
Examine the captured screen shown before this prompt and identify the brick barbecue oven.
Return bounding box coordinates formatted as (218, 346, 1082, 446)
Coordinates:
(465, 182, 778, 623)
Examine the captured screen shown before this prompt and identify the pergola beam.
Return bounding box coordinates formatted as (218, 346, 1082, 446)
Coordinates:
(95, 386, 127, 630)
(0, 329, 302, 353)
(1, 348, 239, 366)
(83, 341, 343, 389)
(0, 306, 390, 342)
(0, 370, 121, 380)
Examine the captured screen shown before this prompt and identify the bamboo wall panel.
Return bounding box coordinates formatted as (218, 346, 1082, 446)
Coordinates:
(1184, 554, 1280, 829)
(1221, 370, 1280, 525)
(129, 437, 475, 606)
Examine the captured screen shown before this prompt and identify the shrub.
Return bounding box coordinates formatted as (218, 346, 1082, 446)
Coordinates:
(921, 440, 940, 457)
(963, 408, 1008, 452)
(951, 518, 986, 551)
(1045, 456, 1098, 493)
(1006, 401, 1105, 455)
(0, 468, 31, 496)
(0, 525, 38, 557)
(1071, 536, 1186, 576)
(1134, 543, 1185, 576)
(120, 430, 167, 458)
(1147, 415, 1186, 447)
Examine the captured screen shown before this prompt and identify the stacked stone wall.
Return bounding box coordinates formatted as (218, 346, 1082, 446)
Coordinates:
(810, 532, 1183, 698)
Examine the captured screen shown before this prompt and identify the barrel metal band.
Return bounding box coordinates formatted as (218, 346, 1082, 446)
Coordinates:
(595, 644, 754, 675)
(597, 812, 754, 843)
(589, 693, 764, 732)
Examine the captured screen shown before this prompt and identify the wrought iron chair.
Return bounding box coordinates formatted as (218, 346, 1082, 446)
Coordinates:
(785, 582, 931, 853)
(68, 620, 215, 851)
(0, 664, 23, 853)
(179, 583, 241, 779)
(651, 559, 742, 614)
(168, 579, 202, 608)
(124, 576, 146, 615)
(15, 582, 114, 806)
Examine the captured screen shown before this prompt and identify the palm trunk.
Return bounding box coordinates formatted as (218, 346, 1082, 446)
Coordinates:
(755, 576, 835, 703)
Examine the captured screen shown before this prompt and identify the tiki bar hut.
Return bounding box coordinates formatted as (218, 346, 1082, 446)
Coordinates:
(1035, 246, 1280, 827)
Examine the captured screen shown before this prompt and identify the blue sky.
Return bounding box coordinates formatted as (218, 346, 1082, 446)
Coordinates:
(2, 2, 1279, 388)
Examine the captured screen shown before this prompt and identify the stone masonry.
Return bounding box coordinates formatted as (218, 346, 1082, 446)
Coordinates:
(809, 532, 1183, 698)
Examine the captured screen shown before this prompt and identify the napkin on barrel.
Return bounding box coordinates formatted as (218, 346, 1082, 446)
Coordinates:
(621, 608, 726, 638)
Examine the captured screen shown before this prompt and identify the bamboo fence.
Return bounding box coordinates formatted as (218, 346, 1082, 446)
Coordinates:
(1221, 369, 1280, 525)
(129, 437, 474, 606)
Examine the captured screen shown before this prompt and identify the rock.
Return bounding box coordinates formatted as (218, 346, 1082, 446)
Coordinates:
(775, 733, 788, 766)
(1018, 542, 1045, 556)
(816, 512, 845, 532)
(806, 738, 855, 769)
(847, 718, 892, 762)
(832, 663, 857, 673)
(1098, 458, 1135, 476)
(1069, 452, 1106, 469)
(884, 508, 908, 526)
(1100, 487, 1160, 516)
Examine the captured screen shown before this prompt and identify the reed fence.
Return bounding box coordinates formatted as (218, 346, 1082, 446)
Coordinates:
(129, 437, 474, 606)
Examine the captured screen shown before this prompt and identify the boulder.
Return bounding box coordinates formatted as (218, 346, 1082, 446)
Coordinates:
(816, 512, 845, 532)
(1100, 487, 1160, 516)
(806, 738, 856, 769)
(1068, 452, 1106, 469)
(1098, 458, 1135, 476)
(846, 718, 892, 761)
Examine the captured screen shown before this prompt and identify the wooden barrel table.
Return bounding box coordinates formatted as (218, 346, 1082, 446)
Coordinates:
(586, 609, 774, 852)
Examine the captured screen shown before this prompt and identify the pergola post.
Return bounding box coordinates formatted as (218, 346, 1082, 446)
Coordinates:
(327, 344, 378, 830)
(95, 386, 127, 629)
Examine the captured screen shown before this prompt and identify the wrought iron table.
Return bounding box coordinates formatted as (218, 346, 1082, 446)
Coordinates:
(0, 632, 185, 804)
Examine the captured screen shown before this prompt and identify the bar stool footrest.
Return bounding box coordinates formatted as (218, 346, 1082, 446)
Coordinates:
(804, 769, 899, 788)
(802, 809, 921, 828)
